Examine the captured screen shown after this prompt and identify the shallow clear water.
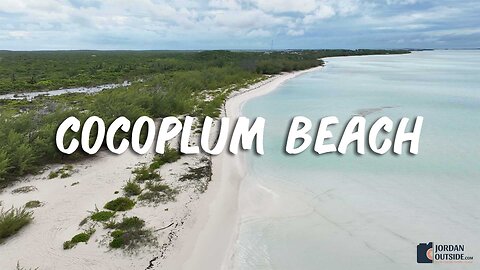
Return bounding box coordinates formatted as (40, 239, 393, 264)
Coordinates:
(234, 51, 480, 269)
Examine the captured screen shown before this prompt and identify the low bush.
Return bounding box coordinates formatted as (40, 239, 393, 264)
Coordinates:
(25, 200, 42, 208)
(107, 216, 156, 250)
(109, 235, 125, 248)
(11, 186, 37, 194)
(113, 216, 145, 231)
(90, 211, 115, 222)
(123, 181, 142, 196)
(104, 197, 135, 211)
(179, 164, 212, 182)
(138, 182, 178, 204)
(48, 165, 74, 179)
(149, 146, 181, 170)
(179, 161, 213, 193)
(48, 171, 59, 179)
(63, 228, 95, 249)
(0, 207, 33, 243)
(132, 166, 161, 182)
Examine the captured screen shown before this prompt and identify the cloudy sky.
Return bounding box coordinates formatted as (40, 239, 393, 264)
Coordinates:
(0, 0, 479, 50)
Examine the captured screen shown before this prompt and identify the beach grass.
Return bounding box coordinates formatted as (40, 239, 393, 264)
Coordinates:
(149, 145, 181, 170)
(0, 207, 33, 243)
(132, 166, 161, 183)
(123, 181, 142, 197)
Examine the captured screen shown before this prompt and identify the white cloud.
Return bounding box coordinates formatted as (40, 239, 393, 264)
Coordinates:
(303, 4, 336, 24)
(425, 27, 480, 37)
(252, 0, 317, 13)
(386, 0, 420, 5)
(209, 0, 241, 10)
(0, 0, 479, 49)
(246, 28, 271, 37)
(206, 9, 288, 29)
(287, 29, 305, 36)
(8, 30, 31, 38)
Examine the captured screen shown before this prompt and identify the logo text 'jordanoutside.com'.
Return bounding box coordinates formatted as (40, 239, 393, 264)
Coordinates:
(417, 242, 474, 264)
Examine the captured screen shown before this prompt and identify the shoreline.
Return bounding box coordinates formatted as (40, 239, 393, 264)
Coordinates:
(0, 65, 323, 270)
(163, 65, 324, 270)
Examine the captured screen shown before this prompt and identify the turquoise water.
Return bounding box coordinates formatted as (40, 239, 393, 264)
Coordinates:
(233, 51, 480, 269)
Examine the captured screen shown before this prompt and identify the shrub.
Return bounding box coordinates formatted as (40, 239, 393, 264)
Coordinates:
(179, 162, 213, 193)
(107, 216, 156, 250)
(48, 165, 74, 179)
(145, 182, 170, 193)
(132, 166, 161, 182)
(11, 186, 37, 194)
(25, 200, 42, 208)
(104, 197, 135, 211)
(71, 232, 91, 243)
(149, 146, 181, 170)
(123, 181, 142, 196)
(0, 207, 33, 243)
(138, 182, 178, 204)
(90, 211, 115, 222)
(48, 171, 59, 179)
(179, 164, 212, 182)
(63, 228, 95, 249)
(63, 241, 74, 250)
(109, 236, 125, 248)
(114, 216, 145, 231)
(60, 171, 72, 178)
(111, 229, 124, 238)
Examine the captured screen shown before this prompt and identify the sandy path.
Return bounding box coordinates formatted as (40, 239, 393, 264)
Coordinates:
(0, 150, 156, 269)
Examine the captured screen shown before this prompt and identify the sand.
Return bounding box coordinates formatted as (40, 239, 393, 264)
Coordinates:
(162, 66, 324, 270)
(0, 66, 322, 270)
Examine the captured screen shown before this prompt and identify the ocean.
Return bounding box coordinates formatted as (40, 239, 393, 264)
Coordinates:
(232, 50, 480, 269)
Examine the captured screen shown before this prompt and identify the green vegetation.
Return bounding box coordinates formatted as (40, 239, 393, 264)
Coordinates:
(0, 49, 409, 189)
(25, 200, 43, 208)
(138, 182, 178, 204)
(11, 186, 37, 194)
(79, 217, 88, 226)
(0, 207, 33, 243)
(179, 164, 212, 182)
(104, 197, 135, 211)
(0, 50, 409, 94)
(123, 181, 142, 196)
(63, 228, 95, 249)
(107, 216, 156, 250)
(180, 158, 213, 193)
(149, 145, 181, 170)
(48, 164, 74, 179)
(90, 211, 115, 222)
(132, 166, 161, 183)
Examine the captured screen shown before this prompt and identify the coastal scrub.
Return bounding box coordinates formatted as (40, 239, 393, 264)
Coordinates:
(104, 197, 135, 211)
(0, 207, 33, 243)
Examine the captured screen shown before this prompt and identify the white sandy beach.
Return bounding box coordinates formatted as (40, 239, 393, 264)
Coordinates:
(162, 66, 324, 270)
(0, 66, 322, 270)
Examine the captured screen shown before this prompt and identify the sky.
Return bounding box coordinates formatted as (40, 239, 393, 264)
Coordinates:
(0, 0, 479, 50)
